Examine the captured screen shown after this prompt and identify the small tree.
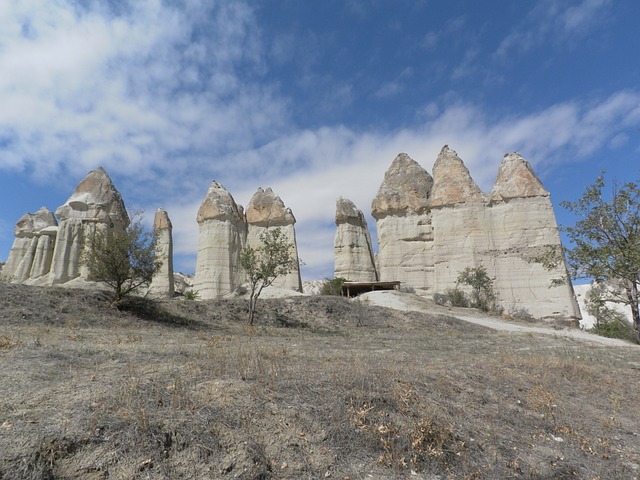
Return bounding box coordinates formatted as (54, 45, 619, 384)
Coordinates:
(240, 227, 297, 325)
(83, 211, 161, 302)
(456, 265, 498, 312)
(561, 173, 640, 337)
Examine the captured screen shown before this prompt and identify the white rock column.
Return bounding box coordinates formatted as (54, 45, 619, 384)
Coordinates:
(148, 208, 175, 298)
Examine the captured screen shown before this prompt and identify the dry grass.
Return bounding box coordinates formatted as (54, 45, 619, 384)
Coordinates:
(0, 283, 639, 479)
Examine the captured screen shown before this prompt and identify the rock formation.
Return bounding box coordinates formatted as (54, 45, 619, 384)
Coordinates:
(334, 197, 377, 282)
(50, 167, 129, 285)
(430, 146, 490, 293)
(485, 153, 580, 320)
(3, 208, 57, 282)
(362, 146, 581, 322)
(148, 208, 175, 298)
(194, 181, 247, 299)
(245, 187, 302, 291)
(371, 153, 434, 294)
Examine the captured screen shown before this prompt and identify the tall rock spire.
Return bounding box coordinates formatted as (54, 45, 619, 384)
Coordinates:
(194, 181, 246, 299)
(334, 197, 378, 282)
(245, 187, 302, 292)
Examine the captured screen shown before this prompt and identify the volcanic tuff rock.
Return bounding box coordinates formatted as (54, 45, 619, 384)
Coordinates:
(148, 208, 175, 298)
(371, 153, 434, 294)
(194, 181, 247, 299)
(3, 208, 58, 282)
(371, 153, 433, 218)
(489, 152, 549, 201)
(50, 167, 129, 285)
(430, 145, 484, 207)
(245, 188, 302, 291)
(364, 146, 580, 322)
(334, 197, 377, 282)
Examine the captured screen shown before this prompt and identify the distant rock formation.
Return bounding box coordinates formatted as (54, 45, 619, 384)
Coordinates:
(338, 146, 580, 323)
(3, 207, 57, 282)
(371, 153, 434, 295)
(245, 187, 302, 292)
(148, 208, 175, 298)
(334, 197, 377, 282)
(194, 181, 247, 299)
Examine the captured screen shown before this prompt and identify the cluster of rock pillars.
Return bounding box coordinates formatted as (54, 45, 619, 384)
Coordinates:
(2, 145, 580, 323)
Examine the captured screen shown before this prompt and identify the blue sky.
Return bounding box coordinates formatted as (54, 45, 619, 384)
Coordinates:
(1, 0, 639, 280)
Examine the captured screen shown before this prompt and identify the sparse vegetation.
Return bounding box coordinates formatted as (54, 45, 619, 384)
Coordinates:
(183, 289, 200, 301)
(434, 266, 501, 313)
(321, 276, 349, 296)
(83, 210, 161, 302)
(240, 227, 297, 325)
(456, 265, 500, 313)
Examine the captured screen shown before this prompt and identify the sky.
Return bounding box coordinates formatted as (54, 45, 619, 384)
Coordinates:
(1, 0, 639, 280)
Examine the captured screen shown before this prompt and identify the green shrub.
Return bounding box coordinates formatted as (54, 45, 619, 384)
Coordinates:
(447, 288, 469, 307)
(321, 277, 349, 296)
(456, 265, 499, 313)
(183, 290, 200, 301)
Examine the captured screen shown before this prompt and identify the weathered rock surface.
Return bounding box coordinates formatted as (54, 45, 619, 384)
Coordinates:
(489, 152, 548, 201)
(3, 208, 58, 282)
(430, 146, 484, 207)
(334, 197, 377, 282)
(372, 153, 434, 294)
(148, 208, 175, 298)
(245, 188, 302, 292)
(194, 181, 246, 299)
(50, 167, 129, 285)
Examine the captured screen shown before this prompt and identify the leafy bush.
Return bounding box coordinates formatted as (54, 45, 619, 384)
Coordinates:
(183, 290, 200, 301)
(321, 277, 349, 296)
(447, 288, 469, 307)
(456, 265, 499, 313)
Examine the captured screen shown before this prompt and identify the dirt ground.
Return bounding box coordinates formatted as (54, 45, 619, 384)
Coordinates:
(1, 283, 639, 479)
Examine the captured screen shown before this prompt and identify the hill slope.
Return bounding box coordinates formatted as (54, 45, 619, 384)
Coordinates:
(0, 283, 639, 479)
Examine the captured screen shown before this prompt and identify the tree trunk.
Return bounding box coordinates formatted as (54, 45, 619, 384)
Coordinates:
(628, 282, 640, 333)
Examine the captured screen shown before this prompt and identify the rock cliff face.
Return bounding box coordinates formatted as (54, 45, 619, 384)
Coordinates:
(148, 208, 175, 298)
(245, 187, 302, 291)
(50, 167, 129, 285)
(355, 146, 579, 322)
(486, 153, 580, 320)
(334, 197, 377, 282)
(371, 153, 434, 294)
(194, 181, 247, 299)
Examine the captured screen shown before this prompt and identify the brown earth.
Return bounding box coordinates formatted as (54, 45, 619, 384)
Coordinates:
(0, 283, 639, 479)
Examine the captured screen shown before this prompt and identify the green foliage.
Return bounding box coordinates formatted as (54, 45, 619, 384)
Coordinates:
(562, 173, 640, 332)
(445, 288, 469, 307)
(531, 245, 568, 286)
(585, 283, 638, 343)
(321, 277, 349, 296)
(240, 227, 297, 325)
(456, 265, 499, 313)
(83, 211, 161, 302)
(183, 290, 200, 301)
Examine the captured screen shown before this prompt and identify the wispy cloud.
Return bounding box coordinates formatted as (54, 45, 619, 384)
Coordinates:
(495, 0, 612, 58)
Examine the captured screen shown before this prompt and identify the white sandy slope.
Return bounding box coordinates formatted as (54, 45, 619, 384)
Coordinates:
(355, 290, 636, 347)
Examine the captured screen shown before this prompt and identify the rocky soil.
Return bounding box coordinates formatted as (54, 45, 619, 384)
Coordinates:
(1, 283, 639, 479)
